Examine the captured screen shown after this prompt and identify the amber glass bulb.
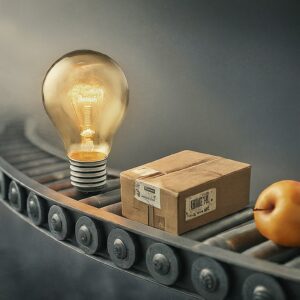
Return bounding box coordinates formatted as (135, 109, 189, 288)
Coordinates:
(42, 50, 128, 191)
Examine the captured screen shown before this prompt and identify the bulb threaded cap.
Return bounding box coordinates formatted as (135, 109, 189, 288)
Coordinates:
(69, 158, 107, 192)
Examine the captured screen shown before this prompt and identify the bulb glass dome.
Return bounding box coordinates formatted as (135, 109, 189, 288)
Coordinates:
(42, 50, 128, 163)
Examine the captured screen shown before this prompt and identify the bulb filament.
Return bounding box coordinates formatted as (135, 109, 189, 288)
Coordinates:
(69, 83, 104, 152)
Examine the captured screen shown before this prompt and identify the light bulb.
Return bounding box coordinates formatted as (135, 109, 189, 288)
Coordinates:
(42, 50, 128, 192)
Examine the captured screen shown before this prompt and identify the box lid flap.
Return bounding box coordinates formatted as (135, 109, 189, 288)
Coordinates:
(121, 150, 219, 180)
(144, 158, 251, 193)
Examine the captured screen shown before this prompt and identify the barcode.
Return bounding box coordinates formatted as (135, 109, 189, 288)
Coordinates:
(190, 192, 209, 210)
(144, 186, 155, 193)
(185, 188, 216, 221)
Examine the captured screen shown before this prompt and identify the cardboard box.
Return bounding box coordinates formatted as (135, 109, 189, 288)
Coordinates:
(121, 150, 251, 235)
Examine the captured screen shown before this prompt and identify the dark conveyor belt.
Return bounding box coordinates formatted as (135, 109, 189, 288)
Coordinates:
(0, 120, 300, 300)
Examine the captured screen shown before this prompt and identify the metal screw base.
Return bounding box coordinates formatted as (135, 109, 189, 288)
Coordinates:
(69, 158, 107, 192)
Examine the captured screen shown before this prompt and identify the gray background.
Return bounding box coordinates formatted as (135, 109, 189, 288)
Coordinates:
(0, 0, 299, 299)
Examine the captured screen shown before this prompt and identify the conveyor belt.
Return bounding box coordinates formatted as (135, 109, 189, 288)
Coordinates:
(0, 120, 299, 300)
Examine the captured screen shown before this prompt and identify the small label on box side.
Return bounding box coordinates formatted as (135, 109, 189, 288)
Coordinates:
(185, 188, 216, 221)
(135, 180, 161, 209)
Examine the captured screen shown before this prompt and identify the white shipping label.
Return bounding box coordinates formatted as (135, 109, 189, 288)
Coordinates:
(185, 188, 216, 221)
(135, 180, 161, 209)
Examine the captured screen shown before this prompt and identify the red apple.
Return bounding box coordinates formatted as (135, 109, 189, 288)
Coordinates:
(254, 180, 300, 247)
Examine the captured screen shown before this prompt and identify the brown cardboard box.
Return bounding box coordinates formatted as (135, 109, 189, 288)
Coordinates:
(121, 150, 251, 234)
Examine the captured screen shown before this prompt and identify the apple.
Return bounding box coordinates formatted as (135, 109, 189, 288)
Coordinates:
(254, 180, 300, 247)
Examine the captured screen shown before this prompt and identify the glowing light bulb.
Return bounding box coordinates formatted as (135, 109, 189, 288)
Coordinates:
(42, 50, 128, 192)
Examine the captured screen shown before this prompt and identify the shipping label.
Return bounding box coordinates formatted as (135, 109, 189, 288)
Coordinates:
(135, 180, 161, 209)
(185, 188, 216, 221)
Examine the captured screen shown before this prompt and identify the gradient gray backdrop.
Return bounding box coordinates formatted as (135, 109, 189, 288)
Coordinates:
(0, 1, 299, 299)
